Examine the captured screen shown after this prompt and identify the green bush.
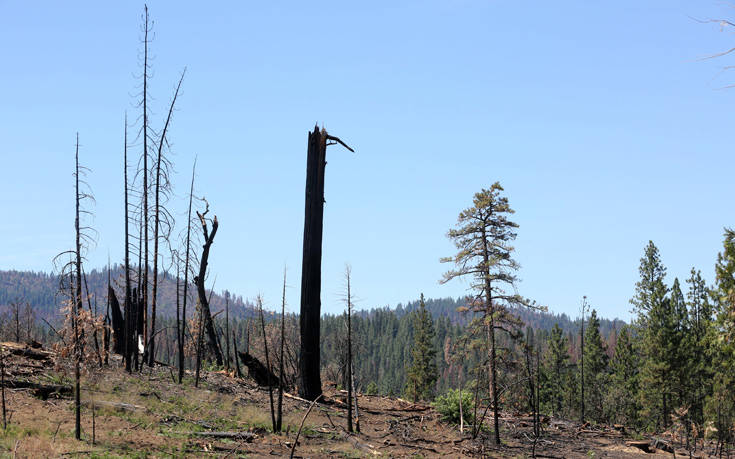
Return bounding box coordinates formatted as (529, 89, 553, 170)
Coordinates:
(365, 381, 379, 396)
(432, 389, 474, 424)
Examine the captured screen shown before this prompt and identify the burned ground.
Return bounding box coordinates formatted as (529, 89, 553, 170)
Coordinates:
(0, 342, 713, 458)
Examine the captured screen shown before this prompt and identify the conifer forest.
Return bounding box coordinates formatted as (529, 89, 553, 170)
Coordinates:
(1, 3, 735, 458)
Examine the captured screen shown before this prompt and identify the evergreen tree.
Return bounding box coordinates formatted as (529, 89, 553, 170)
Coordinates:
(631, 241, 674, 430)
(582, 309, 608, 423)
(609, 325, 640, 426)
(441, 183, 538, 444)
(685, 268, 713, 431)
(707, 228, 735, 447)
(545, 323, 568, 417)
(405, 294, 438, 402)
(669, 278, 691, 419)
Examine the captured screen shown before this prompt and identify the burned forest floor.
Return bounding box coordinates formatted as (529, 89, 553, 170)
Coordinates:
(0, 342, 719, 458)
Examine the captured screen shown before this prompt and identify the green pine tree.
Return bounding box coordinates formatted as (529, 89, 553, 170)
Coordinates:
(545, 323, 569, 417)
(669, 278, 691, 421)
(583, 309, 608, 423)
(631, 241, 674, 430)
(706, 228, 735, 447)
(405, 294, 438, 402)
(609, 325, 640, 426)
(685, 268, 713, 431)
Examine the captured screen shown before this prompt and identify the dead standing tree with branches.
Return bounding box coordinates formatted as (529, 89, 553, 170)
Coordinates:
(53, 134, 97, 441)
(147, 68, 185, 366)
(193, 200, 223, 366)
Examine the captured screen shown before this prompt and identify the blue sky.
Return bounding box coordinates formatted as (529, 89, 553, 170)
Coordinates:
(1, 1, 734, 319)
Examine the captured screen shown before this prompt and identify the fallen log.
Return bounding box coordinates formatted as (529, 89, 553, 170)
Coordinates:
(238, 352, 279, 387)
(2, 379, 72, 399)
(1, 343, 52, 361)
(188, 431, 255, 442)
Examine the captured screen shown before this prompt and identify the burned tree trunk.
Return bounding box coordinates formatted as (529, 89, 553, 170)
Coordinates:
(193, 205, 223, 366)
(108, 286, 125, 355)
(123, 113, 133, 372)
(299, 127, 326, 399)
(239, 352, 281, 387)
(179, 160, 196, 383)
(298, 125, 353, 400)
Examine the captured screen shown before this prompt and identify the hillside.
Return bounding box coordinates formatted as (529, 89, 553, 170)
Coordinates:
(1, 269, 626, 333)
(0, 268, 256, 322)
(0, 341, 686, 458)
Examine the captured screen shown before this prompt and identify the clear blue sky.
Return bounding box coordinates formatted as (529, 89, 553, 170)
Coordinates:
(1, 1, 734, 319)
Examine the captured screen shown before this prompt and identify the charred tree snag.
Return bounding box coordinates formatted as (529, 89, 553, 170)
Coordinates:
(148, 69, 185, 367)
(141, 5, 151, 361)
(108, 286, 125, 355)
(298, 125, 353, 400)
(238, 352, 280, 387)
(193, 203, 223, 366)
(123, 113, 133, 372)
(179, 160, 195, 383)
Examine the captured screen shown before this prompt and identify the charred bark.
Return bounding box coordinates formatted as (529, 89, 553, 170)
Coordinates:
(108, 286, 125, 355)
(298, 125, 353, 400)
(238, 352, 281, 387)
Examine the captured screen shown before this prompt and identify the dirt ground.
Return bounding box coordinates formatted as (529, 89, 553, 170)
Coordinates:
(0, 342, 716, 458)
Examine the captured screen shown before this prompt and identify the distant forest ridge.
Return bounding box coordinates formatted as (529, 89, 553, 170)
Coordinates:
(0, 268, 627, 334)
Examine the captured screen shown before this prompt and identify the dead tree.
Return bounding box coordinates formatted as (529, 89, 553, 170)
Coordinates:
(580, 296, 588, 424)
(225, 293, 230, 372)
(298, 125, 353, 400)
(232, 331, 243, 378)
(174, 254, 181, 379)
(344, 265, 354, 433)
(179, 160, 196, 383)
(108, 286, 125, 354)
(139, 5, 152, 358)
(258, 296, 277, 432)
(73, 134, 84, 440)
(193, 201, 223, 366)
(1, 348, 6, 429)
(277, 268, 287, 432)
(82, 271, 103, 367)
(148, 69, 185, 366)
(238, 352, 280, 387)
(194, 298, 204, 388)
(104, 259, 111, 365)
(123, 113, 134, 372)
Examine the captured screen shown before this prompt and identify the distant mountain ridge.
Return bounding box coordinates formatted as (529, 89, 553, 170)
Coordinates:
(1, 269, 627, 335)
(0, 267, 255, 322)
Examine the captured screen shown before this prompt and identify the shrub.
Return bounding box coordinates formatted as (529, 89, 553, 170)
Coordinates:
(432, 389, 474, 424)
(365, 381, 379, 396)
